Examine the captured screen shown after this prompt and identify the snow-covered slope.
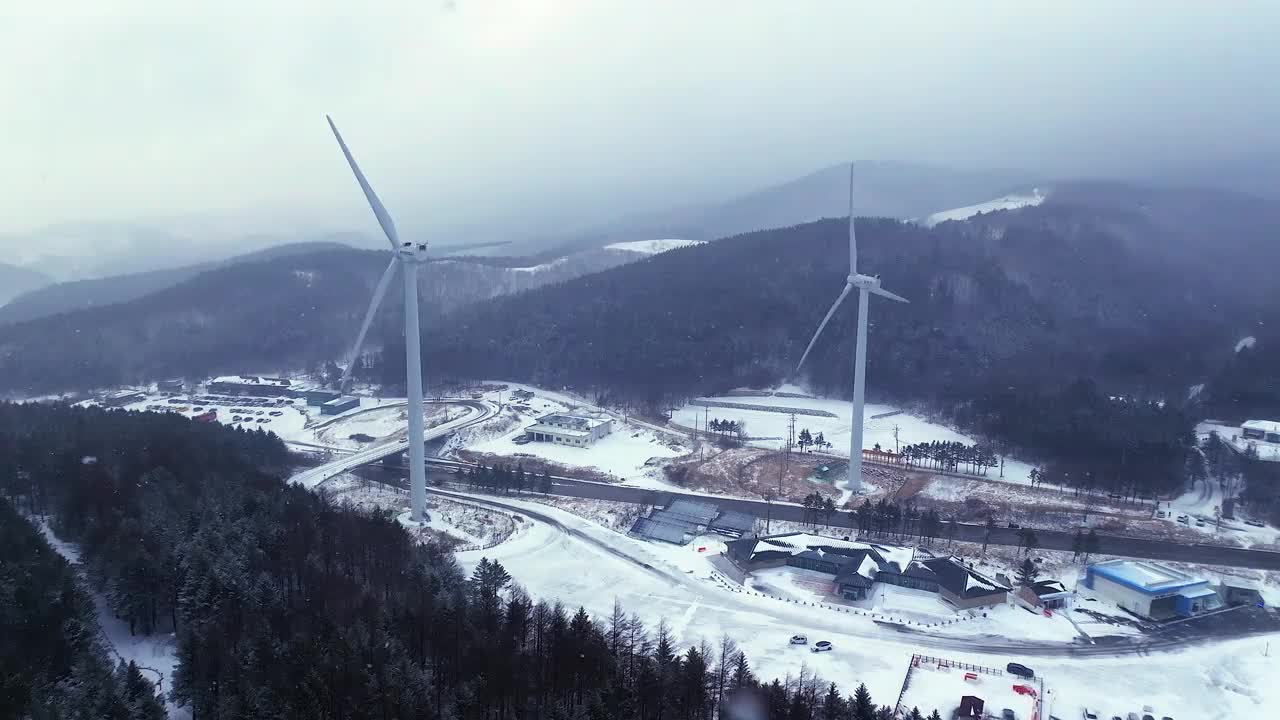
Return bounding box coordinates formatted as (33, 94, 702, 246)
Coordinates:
(1235, 336, 1257, 352)
(605, 239, 704, 254)
(921, 189, 1046, 227)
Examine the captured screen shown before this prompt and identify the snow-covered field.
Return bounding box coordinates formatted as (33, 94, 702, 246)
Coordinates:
(921, 189, 1046, 227)
(448, 492, 1280, 718)
(671, 386, 1038, 485)
(461, 383, 688, 481)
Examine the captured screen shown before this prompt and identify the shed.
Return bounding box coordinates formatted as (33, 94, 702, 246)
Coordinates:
(957, 695, 984, 718)
(321, 396, 360, 415)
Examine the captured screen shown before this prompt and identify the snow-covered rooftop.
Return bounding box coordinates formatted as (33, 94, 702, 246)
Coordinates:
(1242, 419, 1280, 435)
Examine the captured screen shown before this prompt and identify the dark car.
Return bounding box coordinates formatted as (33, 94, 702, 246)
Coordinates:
(1006, 662, 1034, 679)
(1007, 522, 1021, 529)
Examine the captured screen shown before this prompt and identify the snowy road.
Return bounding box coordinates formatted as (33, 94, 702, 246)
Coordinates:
(436, 489, 1280, 718)
(434, 488, 1275, 658)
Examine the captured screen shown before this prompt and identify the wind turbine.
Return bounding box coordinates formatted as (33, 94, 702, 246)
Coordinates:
(795, 162, 907, 495)
(326, 115, 504, 522)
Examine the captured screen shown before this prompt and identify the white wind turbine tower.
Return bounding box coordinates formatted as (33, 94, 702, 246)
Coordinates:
(326, 115, 504, 522)
(795, 163, 908, 495)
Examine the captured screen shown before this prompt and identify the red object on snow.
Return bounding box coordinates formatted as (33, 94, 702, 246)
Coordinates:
(697, 547, 706, 552)
(1043, 608, 1053, 617)
(963, 672, 978, 682)
(1012, 685, 1037, 697)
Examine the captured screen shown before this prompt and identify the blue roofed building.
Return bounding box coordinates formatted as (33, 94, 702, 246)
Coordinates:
(1083, 559, 1221, 620)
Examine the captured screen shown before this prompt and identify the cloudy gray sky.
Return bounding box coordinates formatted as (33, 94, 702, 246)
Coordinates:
(3, 1, 1277, 249)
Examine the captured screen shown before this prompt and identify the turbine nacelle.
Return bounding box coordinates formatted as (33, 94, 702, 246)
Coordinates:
(398, 241, 430, 264)
(850, 273, 881, 290)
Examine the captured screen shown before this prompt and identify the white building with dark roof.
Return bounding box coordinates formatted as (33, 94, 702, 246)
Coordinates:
(525, 413, 613, 447)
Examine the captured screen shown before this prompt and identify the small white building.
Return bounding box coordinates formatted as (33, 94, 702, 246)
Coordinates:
(1241, 420, 1280, 445)
(525, 413, 613, 447)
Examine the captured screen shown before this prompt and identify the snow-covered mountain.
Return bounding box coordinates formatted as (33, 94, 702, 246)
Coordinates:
(920, 189, 1047, 227)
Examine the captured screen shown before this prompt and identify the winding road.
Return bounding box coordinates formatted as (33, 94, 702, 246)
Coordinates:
(427, 487, 1280, 659)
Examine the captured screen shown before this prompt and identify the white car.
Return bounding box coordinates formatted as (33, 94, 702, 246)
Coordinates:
(789, 635, 808, 645)
(810, 640, 833, 653)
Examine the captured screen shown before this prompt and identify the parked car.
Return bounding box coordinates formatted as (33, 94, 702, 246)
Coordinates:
(1177, 515, 1189, 524)
(789, 635, 808, 645)
(1006, 662, 1034, 679)
(810, 641, 832, 653)
(270, 411, 283, 417)
(1002, 710, 1015, 720)
(1195, 519, 1206, 527)
(1245, 519, 1265, 527)
(232, 416, 242, 422)
(1156, 511, 1168, 519)
(1007, 522, 1021, 529)
(1082, 710, 1099, 720)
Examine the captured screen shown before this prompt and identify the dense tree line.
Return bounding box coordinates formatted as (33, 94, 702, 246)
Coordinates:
(1, 402, 931, 719)
(956, 378, 1195, 499)
(0, 496, 166, 720)
(0, 245, 627, 397)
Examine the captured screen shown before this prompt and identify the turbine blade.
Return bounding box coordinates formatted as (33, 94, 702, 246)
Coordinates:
(796, 283, 853, 372)
(326, 115, 400, 250)
(427, 239, 512, 257)
(871, 286, 909, 303)
(338, 257, 399, 392)
(847, 161, 857, 274)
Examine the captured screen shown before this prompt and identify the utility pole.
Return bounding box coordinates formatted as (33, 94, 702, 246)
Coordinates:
(893, 424, 900, 455)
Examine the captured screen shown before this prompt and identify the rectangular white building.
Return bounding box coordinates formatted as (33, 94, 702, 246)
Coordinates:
(525, 413, 613, 447)
(1241, 420, 1280, 444)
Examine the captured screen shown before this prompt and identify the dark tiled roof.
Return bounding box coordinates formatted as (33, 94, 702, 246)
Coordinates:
(923, 557, 1011, 598)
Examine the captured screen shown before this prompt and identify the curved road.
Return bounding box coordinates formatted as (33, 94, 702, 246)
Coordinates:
(403, 467, 1280, 571)
(426, 487, 1280, 659)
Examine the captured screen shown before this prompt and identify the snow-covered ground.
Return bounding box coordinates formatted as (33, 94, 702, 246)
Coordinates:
(1201, 419, 1280, 464)
(897, 659, 1039, 720)
(921, 189, 1046, 227)
(460, 382, 688, 482)
(604, 239, 705, 254)
(34, 519, 186, 718)
(671, 386, 1037, 485)
(447, 491, 1280, 718)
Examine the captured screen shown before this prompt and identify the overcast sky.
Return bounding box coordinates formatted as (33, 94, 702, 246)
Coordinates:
(3, 1, 1277, 246)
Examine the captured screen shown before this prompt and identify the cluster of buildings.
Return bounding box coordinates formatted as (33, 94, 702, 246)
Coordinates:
(725, 533, 1012, 609)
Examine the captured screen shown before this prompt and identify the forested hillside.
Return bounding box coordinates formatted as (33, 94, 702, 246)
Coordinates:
(417, 211, 1259, 408)
(0, 244, 660, 395)
(1, 402, 914, 719)
(0, 497, 166, 719)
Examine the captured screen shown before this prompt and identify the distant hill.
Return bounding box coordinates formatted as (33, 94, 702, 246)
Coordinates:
(0, 241, 350, 325)
(0, 263, 52, 307)
(408, 181, 1278, 414)
(0, 242, 690, 395)
(537, 161, 1035, 255)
